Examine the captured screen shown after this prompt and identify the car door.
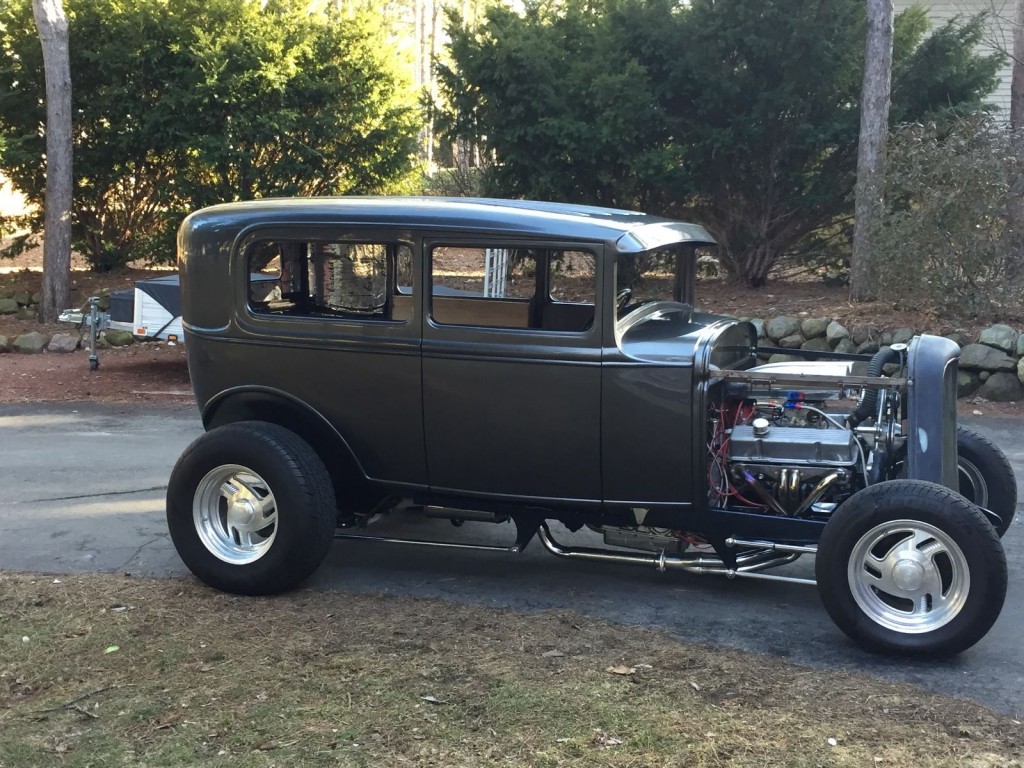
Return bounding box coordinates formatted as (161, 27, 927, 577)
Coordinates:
(421, 238, 603, 503)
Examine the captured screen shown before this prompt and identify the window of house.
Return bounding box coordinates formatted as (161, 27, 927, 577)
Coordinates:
(430, 246, 596, 331)
(248, 240, 413, 322)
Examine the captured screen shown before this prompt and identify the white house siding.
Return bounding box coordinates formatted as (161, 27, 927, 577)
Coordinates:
(894, 0, 1014, 117)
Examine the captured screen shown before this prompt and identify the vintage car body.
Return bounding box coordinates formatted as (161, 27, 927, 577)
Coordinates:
(169, 197, 1013, 657)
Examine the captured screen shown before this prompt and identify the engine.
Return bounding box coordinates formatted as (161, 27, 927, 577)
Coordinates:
(708, 371, 880, 517)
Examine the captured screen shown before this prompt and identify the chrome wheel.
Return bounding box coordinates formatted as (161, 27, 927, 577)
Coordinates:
(193, 464, 278, 565)
(848, 519, 969, 634)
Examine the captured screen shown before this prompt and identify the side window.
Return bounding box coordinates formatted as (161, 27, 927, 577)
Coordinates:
(430, 245, 595, 332)
(248, 239, 413, 322)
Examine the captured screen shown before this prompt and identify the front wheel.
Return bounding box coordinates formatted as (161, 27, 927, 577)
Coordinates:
(167, 421, 336, 595)
(816, 480, 1006, 657)
(955, 425, 1016, 537)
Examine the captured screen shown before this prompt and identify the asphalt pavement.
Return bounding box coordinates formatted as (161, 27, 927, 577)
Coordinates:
(0, 401, 1021, 717)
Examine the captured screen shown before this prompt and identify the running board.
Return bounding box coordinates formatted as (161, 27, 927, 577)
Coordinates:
(333, 532, 525, 554)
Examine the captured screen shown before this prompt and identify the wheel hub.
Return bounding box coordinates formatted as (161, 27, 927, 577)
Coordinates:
(892, 558, 926, 592)
(228, 498, 257, 527)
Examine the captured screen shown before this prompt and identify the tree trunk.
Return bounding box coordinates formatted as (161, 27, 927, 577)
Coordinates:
(1012, 0, 1024, 130)
(849, 0, 894, 302)
(32, 0, 73, 323)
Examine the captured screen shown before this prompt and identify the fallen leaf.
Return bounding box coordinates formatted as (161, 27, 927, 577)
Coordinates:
(104, 645, 119, 654)
(420, 695, 446, 704)
(606, 665, 635, 676)
(542, 650, 565, 658)
(690, 681, 701, 691)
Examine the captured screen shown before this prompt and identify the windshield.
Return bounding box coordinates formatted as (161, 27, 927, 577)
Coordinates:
(615, 244, 700, 322)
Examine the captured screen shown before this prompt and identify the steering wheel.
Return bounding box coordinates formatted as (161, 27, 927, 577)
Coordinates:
(616, 287, 633, 311)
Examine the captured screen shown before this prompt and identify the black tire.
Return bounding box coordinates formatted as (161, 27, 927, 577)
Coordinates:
(956, 425, 1016, 537)
(816, 480, 1007, 657)
(167, 421, 336, 595)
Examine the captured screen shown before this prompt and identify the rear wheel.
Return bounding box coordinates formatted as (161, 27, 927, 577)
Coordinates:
(167, 421, 336, 595)
(816, 480, 1006, 657)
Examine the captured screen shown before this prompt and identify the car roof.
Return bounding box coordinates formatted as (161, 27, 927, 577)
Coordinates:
(180, 196, 716, 253)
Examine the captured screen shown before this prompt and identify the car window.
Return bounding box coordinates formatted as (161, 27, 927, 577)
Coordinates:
(248, 239, 413, 322)
(615, 245, 696, 321)
(430, 246, 595, 332)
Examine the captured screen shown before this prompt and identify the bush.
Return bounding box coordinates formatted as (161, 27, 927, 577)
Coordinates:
(436, 0, 1003, 287)
(0, 0, 418, 271)
(872, 115, 1024, 315)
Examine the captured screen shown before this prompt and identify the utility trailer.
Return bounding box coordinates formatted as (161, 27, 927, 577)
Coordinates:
(59, 274, 184, 370)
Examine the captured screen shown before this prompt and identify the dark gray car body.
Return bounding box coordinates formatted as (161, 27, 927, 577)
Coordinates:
(178, 196, 958, 558)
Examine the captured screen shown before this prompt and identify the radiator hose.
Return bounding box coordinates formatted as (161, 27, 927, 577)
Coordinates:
(848, 346, 901, 428)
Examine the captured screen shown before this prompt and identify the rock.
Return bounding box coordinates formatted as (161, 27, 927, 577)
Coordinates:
(882, 362, 901, 376)
(104, 330, 135, 347)
(12, 332, 48, 354)
(768, 353, 803, 364)
(881, 331, 893, 346)
(944, 332, 968, 348)
(977, 372, 1024, 402)
(749, 318, 766, 339)
(778, 333, 805, 349)
(834, 338, 858, 354)
(959, 343, 1017, 372)
(1018, 357, 1024, 385)
(0, 288, 12, 300)
(0, 298, 18, 315)
(12, 291, 30, 306)
(980, 371, 991, 382)
(801, 337, 832, 353)
(891, 327, 915, 345)
(958, 371, 982, 398)
(96, 290, 112, 312)
(766, 315, 800, 341)
(800, 317, 830, 339)
(0, 335, 10, 352)
(851, 326, 871, 345)
(756, 339, 774, 358)
(856, 340, 880, 355)
(826, 321, 849, 345)
(31, 291, 41, 305)
(16, 307, 35, 321)
(46, 333, 79, 353)
(978, 323, 1017, 353)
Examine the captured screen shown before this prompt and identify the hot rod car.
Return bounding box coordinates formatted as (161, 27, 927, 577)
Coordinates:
(168, 197, 1014, 656)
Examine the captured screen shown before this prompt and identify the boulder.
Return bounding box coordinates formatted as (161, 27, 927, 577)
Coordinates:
(768, 353, 803, 364)
(851, 326, 871, 345)
(959, 343, 1017, 372)
(834, 338, 858, 354)
(977, 372, 1024, 402)
(12, 291, 30, 306)
(958, 371, 982, 398)
(882, 362, 901, 376)
(944, 332, 968, 348)
(826, 321, 849, 345)
(47, 333, 79, 353)
(801, 337, 832, 353)
(1017, 333, 1024, 358)
(881, 331, 893, 346)
(800, 317, 830, 339)
(0, 298, 18, 315)
(0, 335, 10, 352)
(1018, 357, 1024, 386)
(978, 323, 1017, 353)
(31, 291, 41, 305)
(749, 318, 766, 339)
(856, 340, 880, 355)
(12, 332, 48, 354)
(16, 307, 35, 321)
(766, 315, 800, 341)
(778, 333, 805, 349)
(980, 371, 991, 382)
(891, 327, 915, 345)
(104, 330, 135, 347)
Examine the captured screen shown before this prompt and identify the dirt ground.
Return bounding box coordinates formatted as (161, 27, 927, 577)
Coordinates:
(1, 244, 1022, 417)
